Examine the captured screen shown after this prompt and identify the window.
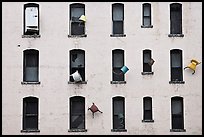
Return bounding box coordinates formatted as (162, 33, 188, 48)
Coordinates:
(170, 49, 184, 84)
(143, 97, 154, 122)
(69, 3, 86, 37)
(142, 49, 154, 75)
(171, 97, 186, 132)
(112, 97, 126, 132)
(141, 3, 153, 28)
(112, 49, 125, 83)
(23, 49, 39, 83)
(111, 3, 125, 37)
(169, 3, 183, 37)
(69, 96, 86, 132)
(22, 97, 39, 132)
(69, 49, 86, 83)
(23, 3, 40, 37)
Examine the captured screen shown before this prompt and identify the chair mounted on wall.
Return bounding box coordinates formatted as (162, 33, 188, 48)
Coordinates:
(184, 59, 201, 74)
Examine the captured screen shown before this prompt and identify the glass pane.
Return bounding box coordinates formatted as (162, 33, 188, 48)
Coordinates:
(144, 110, 152, 120)
(71, 7, 84, 20)
(144, 17, 151, 26)
(172, 99, 182, 114)
(113, 5, 123, 21)
(72, 101, 84, 114)
(144, 52, 151, 63)
(26, 102, 38, 114)
(71, 52, 85, 68)
(144, 98, 151, 110)
(25, 67, 38, 82)
(114, 99, 124, 114)
(113, 51, 124, 67)
(25, 7, 38, 28)
(25, 53, 38, 67)
(171, 53, 181, 67)
(144, 5, 150, 16)
(71, 22, 85, 35)
(71, 115, 85, 129)
(25, 116, 38, 129)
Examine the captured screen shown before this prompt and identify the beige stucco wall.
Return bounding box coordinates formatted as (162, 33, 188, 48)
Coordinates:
(2, 2, 202, 135)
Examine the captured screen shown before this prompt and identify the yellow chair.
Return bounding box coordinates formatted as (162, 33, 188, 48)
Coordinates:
(184, 59, 201, 74)
(79, 15, 86, 22)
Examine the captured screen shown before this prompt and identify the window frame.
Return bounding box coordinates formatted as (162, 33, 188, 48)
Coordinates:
(68, 96, 87, 132)
(141, 3, 153, 28)
(110, 3, 126, 37)
(111, 96, 127, 132)
(168, 3, 184, 37)
(170, 96, 186, 132)
(21, 97, 40, 132)
(111, 49, 126, 84)
(22, 49, 40, 84)
(169, 49, 185, 84)
(142, 97, 154, 122)
(142, 49, 154, 75)
(68, 49, 86, 84)
(68, 3, 87, 37)
(22, 3, 40, 38)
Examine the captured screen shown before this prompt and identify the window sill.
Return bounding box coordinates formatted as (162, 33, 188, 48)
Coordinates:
(68, 34, 87, 38)
(141, 72, 154, 75)
(168, 34, 184, 37)
(68, 81, 87, 84)
(169, 81, 185, 84)
(170, 129, 186, 132)
(111, 129, 127, 132)
(22, 35, 41, 38)
(110, 34, 126, 37)
(142, 119, 154, 122)
(141, 25, 153, 28)
(110, 81, 126, 84)
(68, 129, 87, 132)
(21, 130, 40, 133)
(21, 81, 41, 85)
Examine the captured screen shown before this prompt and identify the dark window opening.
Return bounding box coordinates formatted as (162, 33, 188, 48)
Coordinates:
(113, 97, 125, 130)
(143, 50, 152, 72)
(143, 97, 153, 120)
(112, 3, 124, 35)
(70, 96, 85, 130)
(171, 97, 184, 130)
(23, 97, 38, 131)
(170, 3, 182, 34)
(23, 49, 39, 82)
(70, 3, 85, 36)
(170, 49, 183, 82)
(112, 49, 124, 81)
(70, 49, 85, 82)
(24, 3, 39, 35)
(142, 3, 152, 27)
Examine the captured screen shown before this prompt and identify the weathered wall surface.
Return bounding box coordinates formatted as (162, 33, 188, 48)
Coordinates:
(2, 2, 202, 135)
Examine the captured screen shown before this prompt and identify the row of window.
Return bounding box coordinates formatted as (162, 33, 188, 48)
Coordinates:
(22, 48, 184, 84)
(23, 3, 183, 37)
(22, 96, 185, 132)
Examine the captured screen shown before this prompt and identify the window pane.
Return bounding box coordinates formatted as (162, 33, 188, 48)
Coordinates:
(71, 52, 85, 68)
(71, 7, 84, 20)
(144, 52, 151, 63)
(144, 99, 151, 110)
(113, 21, 123, 34)
(172, 115, 183, 129)
(114, 99, 124, 114)
(143, 17, 151, 26)
(172, 99, 182, 114)
(113, 68, 124, 81)
(25, 53, 38, 67)
(170, 4, 182, 34)
(113, 5, 123, 21)
(25, 116, 38, 129)
(144, 5, 150, 16)
(171, 53, 181, 67)
(113, 51, 124, 67)
(71, 22, 85, 35)
(25, 7, 38, 28)
(144, 110, 152, 120)
(71, 115, 85, 129)
(26, 102, 38, 114)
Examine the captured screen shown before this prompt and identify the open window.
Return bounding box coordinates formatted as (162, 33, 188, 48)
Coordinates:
(69, 3, 86, 37)
(69, 49, 85, 83)
(23, 3, 40, 37)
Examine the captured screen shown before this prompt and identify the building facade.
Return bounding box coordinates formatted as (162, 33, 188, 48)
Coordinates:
(2, 2, 202, 135)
